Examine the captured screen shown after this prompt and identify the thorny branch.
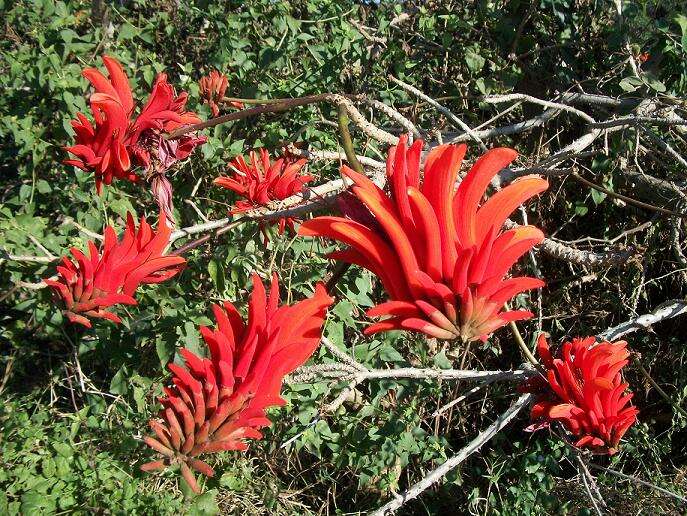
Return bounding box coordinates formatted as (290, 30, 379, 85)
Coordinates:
(599, 299, 687, 341)
(289, 363, 533, 385)
(288, 333, 534, 413)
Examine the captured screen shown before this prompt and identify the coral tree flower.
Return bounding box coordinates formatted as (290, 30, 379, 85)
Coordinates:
(299, 135, 548, 343)
(44, 212, 185, 328)
(198, 70, 243, 116)
(140, 273, 333, 493)
(521, 335, 639, 455)
(214, 148, 313, 235)
(65, 56, 205, 196)
(64, 56, 138, 194)
(128, 73, 205, 173)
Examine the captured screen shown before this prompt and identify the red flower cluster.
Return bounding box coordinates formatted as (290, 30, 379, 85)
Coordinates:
(65, 56, 205, 195)
(44, 212, 185, 328)
(198, 70, 243, 117)
(141, 273, 333, 492)
(299, 135, 548, 343)
(521, 335, 639, 455)
(214, 148, 313, 235)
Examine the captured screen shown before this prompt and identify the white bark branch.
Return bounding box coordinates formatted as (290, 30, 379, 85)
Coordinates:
(390, 75, 487, 151)
(289, 365, 532, 385)
(484, 93, 596, 124)
(599, 300, 687, 341)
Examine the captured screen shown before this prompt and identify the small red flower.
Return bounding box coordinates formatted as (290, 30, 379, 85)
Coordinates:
(129, 73, 202, 145)
(44, 212, 186, 328)
(520, 335, 639, 455)
(198, 70, 243, 117)
(214, 148, 313, 236)
(140, 273, 333, 493)
(299, 135, 548, 343)
(65, 56, 205, 197)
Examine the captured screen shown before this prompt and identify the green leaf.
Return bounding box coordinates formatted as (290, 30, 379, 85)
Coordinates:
(619, 76, 642, 92)
(465, 48, 485, 73)
(675, 14, 687, 48)
(188, 489, 219, 515)
(41, 457, 56, 478)
(53, 442, 73, 459)
(433, 350, 453, 369)
(36, 179, 51, 194)
(156, 334, 176, 368)
(118, 23, 138, 41)
(644, 76, 666, 93)
(219, 473, 245, 490)
(379, 345, 404, 363)
(208, 258, 225, 293)
(590, 188, 606, 205)
(574, 201, 588, 216)
(109, 365, 129, 396)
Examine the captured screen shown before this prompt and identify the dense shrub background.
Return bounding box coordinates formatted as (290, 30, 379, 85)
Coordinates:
(1, 0, 686, 514)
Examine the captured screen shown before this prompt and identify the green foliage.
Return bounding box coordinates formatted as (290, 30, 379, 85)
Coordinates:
(1, 0, 687, 514)
(0, 396, 185, 515)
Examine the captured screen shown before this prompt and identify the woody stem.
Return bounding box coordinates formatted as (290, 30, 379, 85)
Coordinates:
(325, 102, 365, 290)
(221, 96, 291, 105)
(170, 221, 241, 256)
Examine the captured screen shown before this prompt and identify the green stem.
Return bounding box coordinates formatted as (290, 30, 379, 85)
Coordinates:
(509, 321, 540, 367)
(337, 104, 364, 173)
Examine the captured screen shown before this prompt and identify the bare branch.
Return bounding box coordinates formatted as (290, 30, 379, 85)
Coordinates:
(62, 217, 104, 241)
(389, 75, 487, 151)
(363, 98, 422, 139)
(504, 220, 634, 267)
(289, 365, 532, 384)
(590, 116, 687, 129)
(2, 253, 56, 264)
(589, 463, 687, 504)
(599, 300, 687, 341)
(170, 174, 358, 243)
(320, 336, 366, 370)
(330, 94, 399, 145)
(446, 108, 561, 144)
(287, 146, 385, 169)
(484, 94, 596, 124)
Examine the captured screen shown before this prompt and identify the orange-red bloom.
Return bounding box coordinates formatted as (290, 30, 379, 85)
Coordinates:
(140, 273, 333, 493)
(128, 73, 205, 171)
(65, 56, 205, 195)
(198, 70, 243, 116)
(521, 335, 639, 455)
(214, 148, 313, 235)
(299, 135, 548, 343)
(44, 212, 185, 328)
(65, 56, 138, 194)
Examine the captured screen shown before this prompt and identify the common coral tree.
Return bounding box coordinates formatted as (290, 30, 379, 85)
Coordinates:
(12, 8, 685, 508)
